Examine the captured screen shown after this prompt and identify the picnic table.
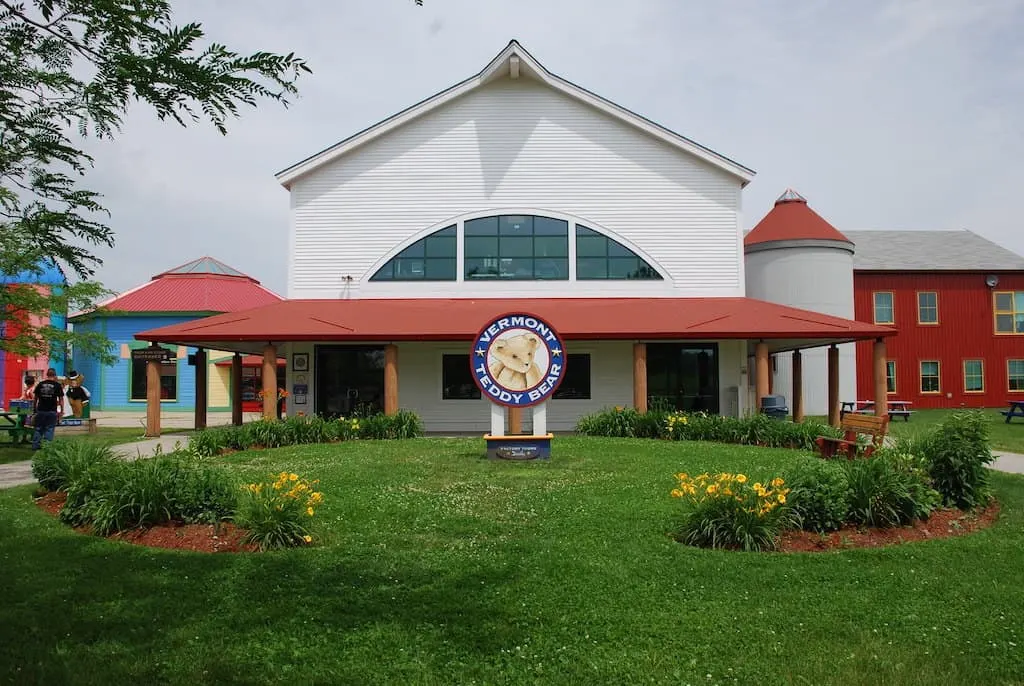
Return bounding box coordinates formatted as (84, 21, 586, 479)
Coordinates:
(1002, 400, 1024, 424)
(840, 400, 913, 421)
(0, 409, 31, 444)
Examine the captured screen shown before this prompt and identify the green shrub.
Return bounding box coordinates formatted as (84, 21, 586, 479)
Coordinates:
(634, 410, 669, 439)
(31, 441, 116, 492)
(575, 406, 641, 437)
(784, 457, 850, 533)
(671, 471, 798, 551)
(844, 453, 940, 528)
(662, 411, 839, 449)
(187, 411, 423, 455)
(79, 456, 236, 536)
(189, 426, 231, 457)
(919, 411, 995, 510)
(235, 471, 323, 550)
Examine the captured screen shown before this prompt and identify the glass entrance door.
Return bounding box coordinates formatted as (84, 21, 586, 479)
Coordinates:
(646, 343, 720, 413)
(315, 346, 386, 418)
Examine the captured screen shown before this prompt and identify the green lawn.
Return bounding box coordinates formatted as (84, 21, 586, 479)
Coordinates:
(0, 427, 189, 465)
(1, 437, 1022, 685)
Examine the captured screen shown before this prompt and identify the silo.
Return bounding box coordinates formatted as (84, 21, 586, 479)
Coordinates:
(744, 190, 856, 416)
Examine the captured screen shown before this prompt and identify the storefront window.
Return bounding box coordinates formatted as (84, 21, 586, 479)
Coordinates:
(442, 354, 480, 399)
(646, 343, 719, 413)
(552, 354, 591, 399)
(130, 359, 178, 401)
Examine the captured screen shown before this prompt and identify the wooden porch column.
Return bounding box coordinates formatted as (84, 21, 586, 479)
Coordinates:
(827, 344, 840, 427)
(193, 348, 207, 430)
(262, 344, 277, 420)
(231, 352, 243, 426)
(792, 349, 804, 422)
(384, 344, 399, 416)
(873, 338, 888, 418)
(145, 359, 161, 437)
(507, 407, 522, 435)
(633, 343, 647, 413)
(754, 341, 769, 410)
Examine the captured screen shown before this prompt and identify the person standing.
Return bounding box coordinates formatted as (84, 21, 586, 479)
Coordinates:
(20, 375, 36, 401)
(32, 368, 64, 451)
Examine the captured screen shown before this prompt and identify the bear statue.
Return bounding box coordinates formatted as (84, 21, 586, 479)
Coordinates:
(62, 370, 91, 418)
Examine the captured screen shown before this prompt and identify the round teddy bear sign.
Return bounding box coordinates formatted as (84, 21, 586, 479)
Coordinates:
(470, 313, 567, 408)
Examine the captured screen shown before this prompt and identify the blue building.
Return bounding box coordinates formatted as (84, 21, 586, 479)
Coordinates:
(70, 257, 282, 412)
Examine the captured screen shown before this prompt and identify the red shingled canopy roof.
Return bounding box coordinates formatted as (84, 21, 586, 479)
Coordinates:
(98, 275, 282, 314)
(745, 189, 851, 247)
(137, 297, 894, 353)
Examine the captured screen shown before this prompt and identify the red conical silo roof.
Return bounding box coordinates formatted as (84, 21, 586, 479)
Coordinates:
(745, 189, 851, 247)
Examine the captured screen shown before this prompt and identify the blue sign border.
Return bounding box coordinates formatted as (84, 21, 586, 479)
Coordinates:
(470, 312, 567, 408)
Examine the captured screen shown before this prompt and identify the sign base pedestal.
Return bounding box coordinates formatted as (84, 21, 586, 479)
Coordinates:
(484, 433, 553, 461)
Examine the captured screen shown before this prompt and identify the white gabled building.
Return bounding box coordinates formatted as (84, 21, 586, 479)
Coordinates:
(139, 41, 893, 435)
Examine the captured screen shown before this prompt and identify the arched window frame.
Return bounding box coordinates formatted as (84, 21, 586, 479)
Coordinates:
(364, 209, 667, 283)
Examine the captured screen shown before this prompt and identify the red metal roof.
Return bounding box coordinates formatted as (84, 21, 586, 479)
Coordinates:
(745, 189, 851, 247)
(87, 274, 282, 316)
(136, 297, 894, 348)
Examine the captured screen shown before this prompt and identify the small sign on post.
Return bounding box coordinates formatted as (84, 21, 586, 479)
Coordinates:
(470, 312, 566, 460)
(131, 345, 174, 362)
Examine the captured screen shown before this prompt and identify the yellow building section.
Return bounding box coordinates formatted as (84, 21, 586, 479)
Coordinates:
(207, 350, 233, 409)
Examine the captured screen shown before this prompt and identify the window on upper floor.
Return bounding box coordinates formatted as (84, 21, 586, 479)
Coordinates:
(994, 291, 1024, 334)
(917, 291, 938, 325)
(964, 360, 984, 393)
(576, 226, 663, 280)
(873, 292, 894, 325)
(369, 214, 666, 284)
(369, 225, 457, 281)
(465, 215, 569, 281)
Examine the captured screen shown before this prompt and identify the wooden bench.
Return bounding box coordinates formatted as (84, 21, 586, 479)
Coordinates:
(816, 413, 889, 460)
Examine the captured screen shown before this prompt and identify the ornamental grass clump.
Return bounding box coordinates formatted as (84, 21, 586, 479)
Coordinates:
(235, 472, 324, 550)
(671, 471, 797, 552)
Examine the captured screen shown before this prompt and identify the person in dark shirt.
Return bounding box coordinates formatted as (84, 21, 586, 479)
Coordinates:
(32, 368, 65, 450)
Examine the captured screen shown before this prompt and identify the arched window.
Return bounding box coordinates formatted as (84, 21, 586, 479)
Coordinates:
(464, 215, 569, 281)
(370, 225, 457, 281)
(576, 226, 662, 280)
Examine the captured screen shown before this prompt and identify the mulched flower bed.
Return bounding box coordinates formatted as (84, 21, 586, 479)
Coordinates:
(34, 491, 257, 554)
(777, 501, 1001, 553)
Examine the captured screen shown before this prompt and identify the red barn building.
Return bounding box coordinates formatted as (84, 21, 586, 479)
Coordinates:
(849, 230, 1024, 409)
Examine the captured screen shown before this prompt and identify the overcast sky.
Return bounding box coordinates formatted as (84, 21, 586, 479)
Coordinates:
(80, 0, 1024, 296)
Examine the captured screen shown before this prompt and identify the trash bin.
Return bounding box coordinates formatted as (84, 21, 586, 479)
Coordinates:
(759, 394, 789, 420)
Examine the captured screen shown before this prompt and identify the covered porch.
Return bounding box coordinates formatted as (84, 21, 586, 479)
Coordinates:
(134, 297, 896, 437)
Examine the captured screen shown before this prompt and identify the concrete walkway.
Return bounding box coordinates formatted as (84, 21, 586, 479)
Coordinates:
(992, 450, 1024, 475)
(0, 435, 191, 489)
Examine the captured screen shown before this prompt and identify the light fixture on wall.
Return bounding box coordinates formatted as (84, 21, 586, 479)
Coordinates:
(985, 274, 999, 288)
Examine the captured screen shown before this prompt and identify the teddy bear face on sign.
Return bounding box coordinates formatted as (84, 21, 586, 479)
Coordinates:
(487, 332, 548, 391)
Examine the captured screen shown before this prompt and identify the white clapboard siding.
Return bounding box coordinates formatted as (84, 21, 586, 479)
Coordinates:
(283, 340, 746, 433)
(288, 77, 743, 300)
